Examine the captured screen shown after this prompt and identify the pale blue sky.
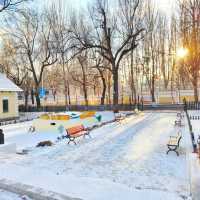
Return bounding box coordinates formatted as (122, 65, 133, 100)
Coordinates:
(34, 0, 90, 10)
(33, 0, 176, 15)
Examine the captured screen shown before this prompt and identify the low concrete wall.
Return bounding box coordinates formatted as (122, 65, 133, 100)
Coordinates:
(0, 179, 82, 200)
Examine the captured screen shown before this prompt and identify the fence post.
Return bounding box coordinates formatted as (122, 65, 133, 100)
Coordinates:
(183, 97, 187, 111)
(197, 135, 200, 159)
(0, 129, 4, 144)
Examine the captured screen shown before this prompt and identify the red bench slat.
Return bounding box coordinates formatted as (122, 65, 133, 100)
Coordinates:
(67, 125, 85, 135)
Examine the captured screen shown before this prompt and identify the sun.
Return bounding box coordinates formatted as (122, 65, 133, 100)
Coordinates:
(177, 48, 189, 58)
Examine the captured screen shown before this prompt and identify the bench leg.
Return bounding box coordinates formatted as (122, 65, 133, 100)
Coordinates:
(83, 132, 91, 138)
(68, 138, 77, 145)
(86, 132, 91, 138)
(166, 147, 179, 156)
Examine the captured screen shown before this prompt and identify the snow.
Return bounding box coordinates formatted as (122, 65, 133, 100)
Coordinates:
(0, 189, 25, 200)
(185, 110, 200, 200)
(0, 112, 190, 200)
(31, 111, 115, 133)
(2, 111, 115, 150)
(0, 73, 22, 92)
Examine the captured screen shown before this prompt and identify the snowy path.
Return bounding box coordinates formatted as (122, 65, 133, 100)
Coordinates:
(0, 112, 190, 200)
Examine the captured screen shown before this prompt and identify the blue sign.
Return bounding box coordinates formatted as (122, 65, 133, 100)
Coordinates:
(39, 87, 46, 98)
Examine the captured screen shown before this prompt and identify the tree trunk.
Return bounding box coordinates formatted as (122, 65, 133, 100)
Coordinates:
(25, 90, 29, 112)
(83, 83, 88, 106)
(63, 79, 69, 107)
(113, 68, 119, 109)
(31, 89, 34, 105)
(130, 51, 137, 105)
(107, 74, 111, 104)
(151, 70, 156, 103)
(64, 87, 68, 107)
(98, 69, 106, 105)
(67, 81, 71, 105)
(193, 77, 198, 102)
(35, 87, 41, 109)
(194, 86, 198, 102)
(151, 88, 156, 103)
(53, 90, 56, 101)
(101, 79, 106, 105)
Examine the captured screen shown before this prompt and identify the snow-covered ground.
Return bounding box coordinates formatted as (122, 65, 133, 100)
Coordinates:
(2, 111, 115, 150)
(0, 112, 190, 200)
(186, 110, 200, 200)
(0, 189, 29, 200)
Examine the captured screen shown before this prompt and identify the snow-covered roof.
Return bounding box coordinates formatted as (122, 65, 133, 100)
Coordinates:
(0, 73, 23, 92)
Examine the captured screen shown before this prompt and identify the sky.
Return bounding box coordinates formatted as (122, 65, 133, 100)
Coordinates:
(154, 0, 176, 14)
(0, 0, 176, 12)
(34, 0, 176, 16)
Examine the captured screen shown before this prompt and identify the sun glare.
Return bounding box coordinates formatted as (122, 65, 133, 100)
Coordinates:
(177, 48, 189, 58)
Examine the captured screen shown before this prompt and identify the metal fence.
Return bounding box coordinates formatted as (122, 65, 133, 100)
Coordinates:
(19, 103, 184, 112)
(185, 101, 200, 110)
(184, 99, 197, 152)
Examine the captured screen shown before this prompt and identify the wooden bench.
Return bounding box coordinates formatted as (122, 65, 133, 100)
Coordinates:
(115, 116, 125, 122)
(65, 125, 90, 145)
(167, 133, 182, 156)
(177, 112, 184, 119)
(115, 114, 126, 124)
(174, 120, 184, 127)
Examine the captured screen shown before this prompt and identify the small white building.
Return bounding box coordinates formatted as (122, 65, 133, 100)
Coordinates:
(0, 73, 23, 121)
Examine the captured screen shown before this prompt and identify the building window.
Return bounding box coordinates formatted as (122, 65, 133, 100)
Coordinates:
(3, 99, 9, 113)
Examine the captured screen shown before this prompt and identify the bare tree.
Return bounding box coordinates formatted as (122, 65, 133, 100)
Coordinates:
(69, 0, 145, 109)
(0, 0, 29, 13)
(179, 0, 200, 102)
(48, 2, 72, 107)
(142, 1, 159, 102)
(0, 36, 28, 86)
(70, 53, 90, 106)
(90, 54, 108, 105)
(4, 10, 58, 108)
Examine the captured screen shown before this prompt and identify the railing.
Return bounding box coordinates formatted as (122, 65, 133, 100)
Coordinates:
(186, 101, 200, 110)
(19, 103, 184, 112)
(184, 99, 197, 152)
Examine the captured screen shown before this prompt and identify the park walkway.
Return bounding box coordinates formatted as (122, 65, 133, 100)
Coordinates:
(0, 112, 189, 200)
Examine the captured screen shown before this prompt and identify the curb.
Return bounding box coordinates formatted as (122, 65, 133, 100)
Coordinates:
(0, 179, 82, 200)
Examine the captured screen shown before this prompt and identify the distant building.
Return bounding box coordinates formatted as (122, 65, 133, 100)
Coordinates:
(0, 73, 23, 121)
